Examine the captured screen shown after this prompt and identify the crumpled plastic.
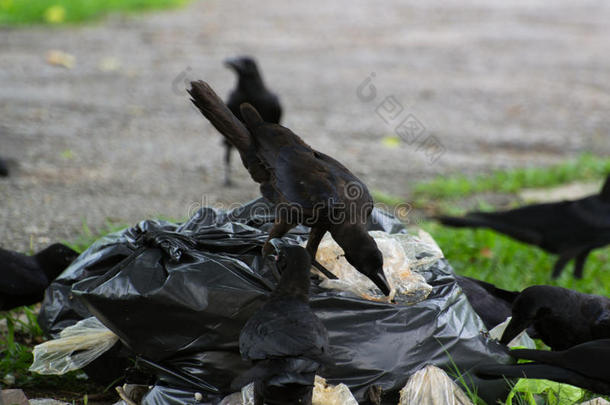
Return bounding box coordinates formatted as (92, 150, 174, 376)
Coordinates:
(314, 230, 434, 303)
(312, 375, 359, 405)
(29, 317, 119, 374)
(399, 365, 474, 405)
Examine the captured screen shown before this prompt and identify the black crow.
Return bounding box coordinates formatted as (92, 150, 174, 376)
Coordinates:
(455, 275, 518, 331)
(1, 243, 79, 310)
(235, 244, 329, 405)
(500, 285, 610, 350)
(187, 81, 391, 295)
(0, 157, 9, 177)
(223, 56, 282, 186)
(475, 339, 610, 395)
(436, 175, 610, 279)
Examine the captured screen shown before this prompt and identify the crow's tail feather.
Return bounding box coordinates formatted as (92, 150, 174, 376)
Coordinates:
(435, 214, 490, 229)
(188, 81, 252, 154)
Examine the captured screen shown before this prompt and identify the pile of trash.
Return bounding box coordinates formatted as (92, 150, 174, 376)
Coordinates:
(34, 198, 512, 404)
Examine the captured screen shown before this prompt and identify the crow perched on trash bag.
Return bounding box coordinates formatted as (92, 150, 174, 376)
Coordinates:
(0, 243, 78, 310)
(235, 244, 330, 405)
(475, 339, 610, 395)
(0, 157, 9, 177)
(223, 56, 282, 187)
(500, 285, 610, 350)
(455, 275, 519, 331)
(188, 80, 391, 295)
(436, 175, 610, 279)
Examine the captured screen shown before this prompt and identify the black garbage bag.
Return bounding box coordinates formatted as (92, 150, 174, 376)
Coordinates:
(39, 198, 511, 404)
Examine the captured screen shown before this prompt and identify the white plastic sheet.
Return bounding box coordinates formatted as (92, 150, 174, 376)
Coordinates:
(29, 317, 118, 375)
(399, 365, 474, 405)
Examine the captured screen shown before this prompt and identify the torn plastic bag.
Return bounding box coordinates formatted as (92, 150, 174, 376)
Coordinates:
(29, 316, 118, 374)
(38, 198, 512, 405)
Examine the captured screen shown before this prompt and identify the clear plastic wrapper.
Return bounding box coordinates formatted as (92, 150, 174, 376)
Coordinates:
(312, 375, 359, 405)
(314, 230, 434, 303)
(399, 365, 473, 405)
(29, 317, 118, 375)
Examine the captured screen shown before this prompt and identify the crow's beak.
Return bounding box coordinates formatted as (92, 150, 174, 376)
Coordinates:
(224, 57, 243, 72)
(500, 316, 532, 346)
(369, 270, 391, 296)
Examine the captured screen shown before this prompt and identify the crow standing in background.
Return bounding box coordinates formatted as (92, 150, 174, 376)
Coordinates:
(223, 56, 282, 186)
(188, 81, 391, 295)
(235, 244, 329, 405)
(436, 175, 610, 279)
(475, 339, 610, 395)
(0, 243, 79, 310)
(500, 285, 610, 350)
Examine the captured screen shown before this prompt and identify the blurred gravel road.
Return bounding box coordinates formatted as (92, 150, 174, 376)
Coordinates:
(1, 0, 610, 251)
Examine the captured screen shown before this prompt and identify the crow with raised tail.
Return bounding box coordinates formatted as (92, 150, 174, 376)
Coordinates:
(1, 243, 79, 310)
(500, 285, 610, 350)
(235, 243, 329, 405)
(475, 339, 610, 395)
(223, 56, 282, 186)
(436, 175, 610, 279)
(187, 80, 391, 295)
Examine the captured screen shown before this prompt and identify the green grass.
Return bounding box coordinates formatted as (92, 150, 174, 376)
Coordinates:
(414, 153, 610, 201)
(372, 190, 408, 207)
(64, 219, 128, 253)
(0, 0, 189, 25)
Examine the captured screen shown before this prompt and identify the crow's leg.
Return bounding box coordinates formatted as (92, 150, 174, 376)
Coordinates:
(305, 226, 327, 261)
(573, 248, 592, 279)
(224, 143, 233, 187)
(262, 220, 294, 257)
(551, 252, 573, 279)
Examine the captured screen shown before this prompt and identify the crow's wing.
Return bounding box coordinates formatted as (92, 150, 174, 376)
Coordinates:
(240, 299, 329, 361)
(567, 196, 610, 228)
(271, 145, 342, 210)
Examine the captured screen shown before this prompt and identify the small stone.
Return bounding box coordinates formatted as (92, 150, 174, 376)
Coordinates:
(1, 389, 29, 405)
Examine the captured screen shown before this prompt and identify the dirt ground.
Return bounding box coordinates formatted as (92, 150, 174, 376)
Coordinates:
(1, 0, 610, 251)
